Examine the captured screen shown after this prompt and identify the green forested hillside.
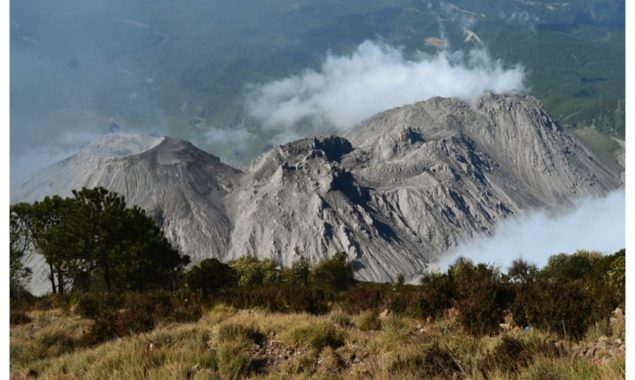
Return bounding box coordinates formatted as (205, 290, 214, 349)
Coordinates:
(11, 0, 624, 168)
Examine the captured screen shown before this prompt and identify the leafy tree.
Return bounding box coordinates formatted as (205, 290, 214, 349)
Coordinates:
(9, 187, 189, 293)
(541, 251, 603, 282)
(10, 203, 36, 298)
(283, 257, 310, 287)
(309, 252, 355, 291)
(15, 196, 73, 294)
(513, 279, 592, 339)
(607, 249, 625, 306)
(507, 259, 538, 283)
(186, 258, 236, 294)
(229, 256, 281, 287)
(418, 272, 454, 319)
(448, 257, 512, 336)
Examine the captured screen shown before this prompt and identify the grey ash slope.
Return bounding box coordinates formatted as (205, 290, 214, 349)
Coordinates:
(12, 94, 622, 287)
(12, 134, 241, 260)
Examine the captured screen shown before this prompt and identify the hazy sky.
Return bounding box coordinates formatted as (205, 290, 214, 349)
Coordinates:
(10, 0, 531, 183)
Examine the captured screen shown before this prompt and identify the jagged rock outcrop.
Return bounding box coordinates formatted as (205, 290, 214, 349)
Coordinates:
(12, 94, 623, 291)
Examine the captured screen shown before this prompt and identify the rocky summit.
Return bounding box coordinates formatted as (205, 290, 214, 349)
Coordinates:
(12, 94, 623, 292)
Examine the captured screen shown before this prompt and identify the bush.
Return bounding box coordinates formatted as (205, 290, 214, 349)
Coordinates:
(336, 283, 385, 314)
(513, 280, 592, 340)
(225, 286, 328, 314)
(216, 341, 251, 380)
(418, 272, 454, 319)
(217, 323, 265, 345)
(387, 343, 460, 378)
(388, 285, 421, 315)
(286, 322, 345, 350)
(72, 292, 122, 319)
(455, 279, 511, 336)
(82, 316, 118, 345)
(328, 309, 352, 327)
(541, 251, 603, 282)
(355, 310, 382, 331)
(607, 249, 625, 307)
(282, 257, 310, 287)
(186, 258, 236, 295)
(309, 252, 355, 291)
(480, 336, 532, 374)
(449, 259, 512, 336)
(37, 331, 76, 359)
(418, 343, 461, 378)
(229, 257, 280, 287)
(112, 307, 155, 336)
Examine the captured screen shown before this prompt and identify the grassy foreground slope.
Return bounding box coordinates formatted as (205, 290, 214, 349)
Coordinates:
(10, 304, 624, 380)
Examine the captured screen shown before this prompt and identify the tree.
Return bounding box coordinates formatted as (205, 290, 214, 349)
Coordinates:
(9, 206, 33, 298)
(507, 258, 538, 283)
(309, 252, 355, 291)
(541, 251, 603, 282)
(68, 188, 190, 291)
(448, 257, 512, 336)
(607, 249, 625, 306)
(283, 257, 310, 287)
(185, 258, 236, 294)
(229, 256, 281, 287)
(9, 187, 189, 293)
(11, 196, 73, 294)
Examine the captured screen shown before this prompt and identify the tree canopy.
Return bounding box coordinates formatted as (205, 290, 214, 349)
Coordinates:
(10, 187, 189, 296)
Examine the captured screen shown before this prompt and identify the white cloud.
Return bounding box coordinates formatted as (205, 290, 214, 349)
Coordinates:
(246, 41, 526, 132)
(436, 189, 625, 271)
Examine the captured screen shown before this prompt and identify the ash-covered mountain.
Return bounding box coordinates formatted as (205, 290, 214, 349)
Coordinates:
(12, 94, 622, 289)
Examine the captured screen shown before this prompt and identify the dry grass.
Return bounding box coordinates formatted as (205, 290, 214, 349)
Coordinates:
(10, 306, 625, 379)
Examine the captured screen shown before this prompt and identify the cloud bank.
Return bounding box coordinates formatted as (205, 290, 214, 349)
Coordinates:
(246, 41, 526, 131)
(436, 189, 625, 271)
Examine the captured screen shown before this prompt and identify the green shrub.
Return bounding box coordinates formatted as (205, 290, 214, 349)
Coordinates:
(229, 257, 280, 287)
(225, 286, 328, 314)
(418, 272, 454, 319)
(73, 293, 101, 319)
(72, 292, 122, 319)
(607, 249, 625, 307)
(309, 252, 355, 291)
(449, 259, 512, 336)
(336, 283, 385, 314)
(513, 280, 592, 340)
(541, 251, 603, 282)
(186, 258, 236, 295)
(282, 257, 310, 287)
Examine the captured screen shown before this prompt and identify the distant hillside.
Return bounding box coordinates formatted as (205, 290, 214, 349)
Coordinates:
(11, 0, 624, 169)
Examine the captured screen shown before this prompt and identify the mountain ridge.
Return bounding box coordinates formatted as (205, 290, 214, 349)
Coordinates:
(12, 93, 623, 293)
